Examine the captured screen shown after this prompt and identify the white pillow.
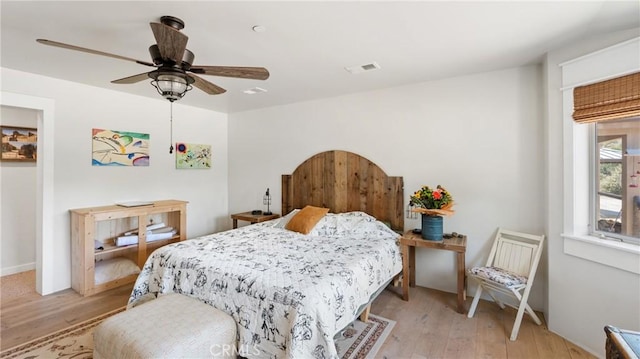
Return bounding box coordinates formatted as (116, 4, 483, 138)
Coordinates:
(274, 209, 300, 229)
(309, 211, 395, 238)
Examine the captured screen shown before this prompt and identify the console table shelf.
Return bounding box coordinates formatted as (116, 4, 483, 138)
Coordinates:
(70, 200, 187, 296)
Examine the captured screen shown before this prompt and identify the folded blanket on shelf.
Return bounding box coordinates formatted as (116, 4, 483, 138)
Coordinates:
(124, 222, 166, 235)
(115, 228, 177, 247)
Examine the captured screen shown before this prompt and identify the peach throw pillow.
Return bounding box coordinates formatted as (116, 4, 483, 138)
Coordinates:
(285, 205, 330, 234)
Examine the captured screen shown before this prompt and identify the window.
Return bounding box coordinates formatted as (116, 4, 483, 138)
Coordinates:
(560, 39, 640, 274)
(593, 117, 640, 243)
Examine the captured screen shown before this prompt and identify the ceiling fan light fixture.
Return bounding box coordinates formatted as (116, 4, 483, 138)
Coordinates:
(150, 69, 193, 102)
(37, 16, 269, 102)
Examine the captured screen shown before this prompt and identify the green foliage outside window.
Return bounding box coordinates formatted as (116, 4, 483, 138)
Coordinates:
(600, 163, 622, 196)
(599, 138, 622, 196)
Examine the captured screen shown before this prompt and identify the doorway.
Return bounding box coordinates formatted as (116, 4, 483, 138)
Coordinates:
(1, 92, 55, 295)
(1, 106, 38, 292)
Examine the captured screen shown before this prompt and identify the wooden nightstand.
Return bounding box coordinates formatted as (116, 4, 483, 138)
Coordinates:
(231, 212, 279, 229)
(400, 230, 467, 314)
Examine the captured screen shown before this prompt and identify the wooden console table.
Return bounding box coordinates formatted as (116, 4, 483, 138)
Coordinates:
(400, 230, 467, 314)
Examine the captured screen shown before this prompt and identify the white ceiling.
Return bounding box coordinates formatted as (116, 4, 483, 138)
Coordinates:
(2, 1, 639, 114)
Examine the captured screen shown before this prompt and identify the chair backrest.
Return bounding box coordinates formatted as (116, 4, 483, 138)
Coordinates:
(485, 228, 545, 278)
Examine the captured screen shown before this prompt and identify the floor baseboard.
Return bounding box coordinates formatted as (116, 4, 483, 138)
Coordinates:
(1, 262, 35, 277)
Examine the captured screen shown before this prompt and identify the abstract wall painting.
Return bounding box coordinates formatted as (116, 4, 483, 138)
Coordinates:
(1, 126, 37, 162)
(92, 128, 149, 166)
(175, 143, 211, 169)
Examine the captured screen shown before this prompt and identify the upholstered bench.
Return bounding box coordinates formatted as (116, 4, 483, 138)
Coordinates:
(94, 293, 237, 359)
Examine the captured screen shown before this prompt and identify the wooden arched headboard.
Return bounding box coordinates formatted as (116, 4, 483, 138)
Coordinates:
(282, 150, 404, 231)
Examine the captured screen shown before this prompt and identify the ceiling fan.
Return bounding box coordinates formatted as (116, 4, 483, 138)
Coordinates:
(36, 15, 269, 102)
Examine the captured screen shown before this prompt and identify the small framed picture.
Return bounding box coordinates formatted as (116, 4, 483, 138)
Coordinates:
(175, 143, 212, 169)
(1, 125, 37, 162)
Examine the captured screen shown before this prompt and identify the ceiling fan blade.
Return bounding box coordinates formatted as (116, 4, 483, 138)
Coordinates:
(36, 39, 155, 67)
(190, 74, 226, 95)
(150, 22, 188, 64)
(111, 72, 150, 84)
(189, 66, 270, 80)
(191, 75, 226, 95)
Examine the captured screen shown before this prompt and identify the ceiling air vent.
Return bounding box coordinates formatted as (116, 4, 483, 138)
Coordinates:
(243, 87, 268, 95)
(344, 62, 381, 74)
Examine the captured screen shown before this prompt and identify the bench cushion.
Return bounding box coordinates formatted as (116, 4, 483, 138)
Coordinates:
(94, 293, 236, 359)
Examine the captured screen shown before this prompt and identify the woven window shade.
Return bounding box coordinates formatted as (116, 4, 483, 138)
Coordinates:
(573, 72, 640, 123)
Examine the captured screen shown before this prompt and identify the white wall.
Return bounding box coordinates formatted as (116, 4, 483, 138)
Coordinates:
(1, 68, 229, 292)
(545, 29, 640, 357)
(228, 65, 547, 309)
(1, 106, 38, 275)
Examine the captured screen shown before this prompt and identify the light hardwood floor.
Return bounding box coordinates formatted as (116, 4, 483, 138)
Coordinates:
(372, 286, 596, 359)
(1, 282, 596, 358)
(1, 281, 131, 350)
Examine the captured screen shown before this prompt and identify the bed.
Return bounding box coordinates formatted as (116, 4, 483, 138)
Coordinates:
(128, 150, 404, 358)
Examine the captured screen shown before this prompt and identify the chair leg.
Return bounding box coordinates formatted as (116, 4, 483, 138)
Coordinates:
(510, 288, 537, 341)
(510, 288, 542, 326)
(467, 285, 483, 318)
(525, 303, 542, 325)
(486, 290, 506, 309)
(510, 299, 528, 341)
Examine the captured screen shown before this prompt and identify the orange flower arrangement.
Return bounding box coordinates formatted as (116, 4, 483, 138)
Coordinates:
(410, 185, 455, 216)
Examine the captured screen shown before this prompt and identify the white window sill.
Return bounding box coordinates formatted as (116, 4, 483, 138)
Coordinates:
(562, 234, 640, 274)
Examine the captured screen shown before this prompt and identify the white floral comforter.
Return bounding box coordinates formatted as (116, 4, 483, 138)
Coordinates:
(128, 212, 401, 359)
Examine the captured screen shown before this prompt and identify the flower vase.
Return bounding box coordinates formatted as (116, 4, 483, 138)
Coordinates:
(421, 214, 443, 241)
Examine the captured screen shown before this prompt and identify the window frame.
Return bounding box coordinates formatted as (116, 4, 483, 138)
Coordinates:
(561, 119, 640, 275)
(591, 124, 638, 245)
(559, 37, 640, 275)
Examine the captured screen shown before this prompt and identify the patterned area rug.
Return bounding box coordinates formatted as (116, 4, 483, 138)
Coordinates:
(336, 314, 396, 359)
(0, 308, 394, 359)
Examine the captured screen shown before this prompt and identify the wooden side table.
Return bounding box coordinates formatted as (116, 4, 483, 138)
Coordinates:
(231, 212, 279, 229)
(400, 230, 467, 314)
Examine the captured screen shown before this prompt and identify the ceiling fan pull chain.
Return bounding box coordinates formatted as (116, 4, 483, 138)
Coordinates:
(169, 101, 174, 154)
